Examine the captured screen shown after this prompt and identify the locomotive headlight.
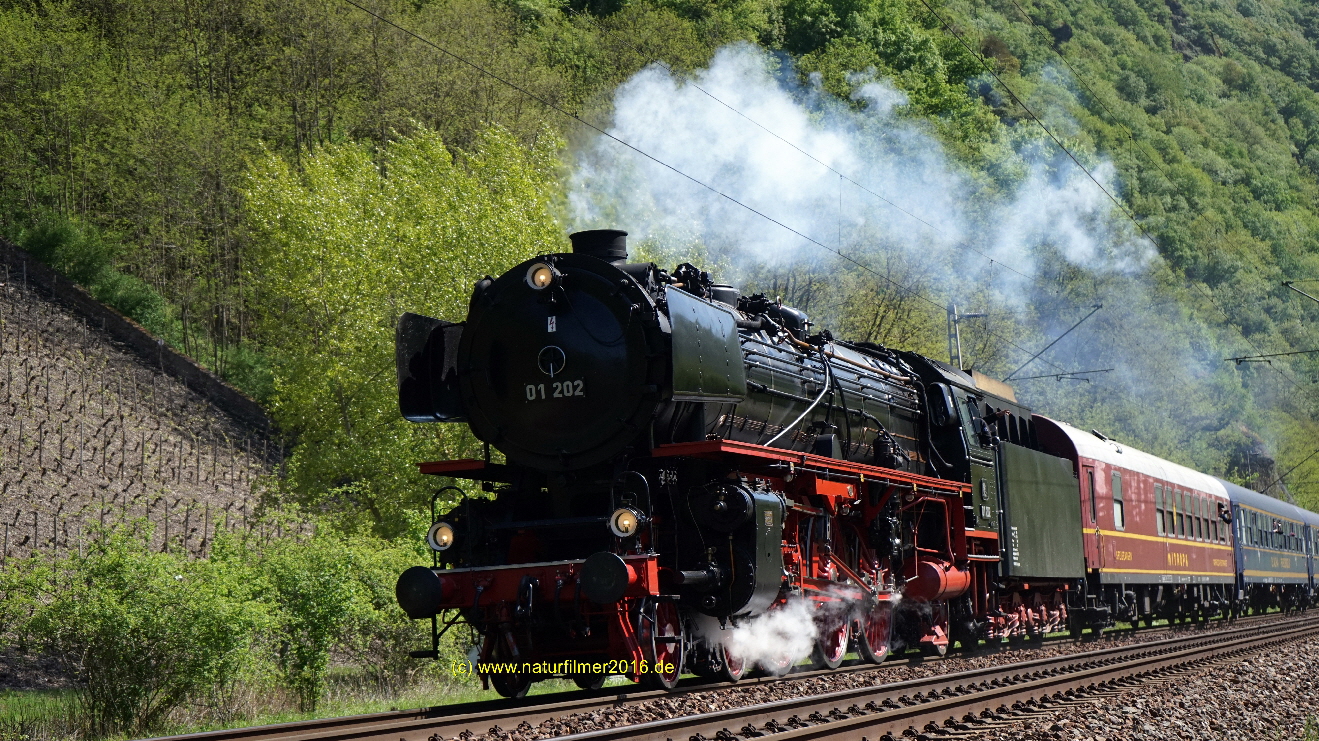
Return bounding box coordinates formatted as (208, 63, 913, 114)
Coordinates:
(427, 521, 455, 551)
(526, 262, 559, 290)
(609, 508, 643, 538)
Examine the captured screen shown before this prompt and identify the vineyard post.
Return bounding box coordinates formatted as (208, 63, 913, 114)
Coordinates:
(182, 501, 192, 553)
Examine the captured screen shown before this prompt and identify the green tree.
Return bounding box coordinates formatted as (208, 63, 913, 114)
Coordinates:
(243, 126, 565, 530)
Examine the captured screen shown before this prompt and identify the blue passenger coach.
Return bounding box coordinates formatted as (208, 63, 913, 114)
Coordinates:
(1217, 478, 1314, 612)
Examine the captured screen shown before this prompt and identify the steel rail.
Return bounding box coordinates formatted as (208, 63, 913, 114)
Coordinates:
(136, 611, 1293, 741)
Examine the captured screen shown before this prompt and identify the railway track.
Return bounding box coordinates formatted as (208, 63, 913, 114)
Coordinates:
(553, 615, 1319, 741)
(142, 612, 1304, 741)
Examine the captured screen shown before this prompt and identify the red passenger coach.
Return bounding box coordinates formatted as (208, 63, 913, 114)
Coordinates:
(1035, 416, 1235, 624)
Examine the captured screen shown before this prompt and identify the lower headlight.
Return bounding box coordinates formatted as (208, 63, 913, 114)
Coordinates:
(609, 508, 642, 538)
(427, 521, 455, 551)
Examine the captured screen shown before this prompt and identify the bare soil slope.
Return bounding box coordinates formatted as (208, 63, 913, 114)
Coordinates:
(0, 278, 276, 562)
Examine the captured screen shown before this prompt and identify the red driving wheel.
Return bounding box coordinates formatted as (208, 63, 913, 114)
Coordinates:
(856, 601, 892, 664)
(720, 642, 747, 682)
(639, 598, 684, 690)
(811, 609, 850, 669)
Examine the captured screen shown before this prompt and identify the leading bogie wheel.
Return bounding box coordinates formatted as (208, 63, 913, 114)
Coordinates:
(855, 603, 892, 664)
(488, 636, 532, 698)
(638, 598, 685, 690)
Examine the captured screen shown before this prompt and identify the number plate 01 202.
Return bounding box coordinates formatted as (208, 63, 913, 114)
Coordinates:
(525, 380, 585, 400)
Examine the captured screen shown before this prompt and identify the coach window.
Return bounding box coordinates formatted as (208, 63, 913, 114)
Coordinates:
(1086, 468, 1097, 524)
(1212, 503, 1220, 542)
(1198, 497, 1206, 541)
(1191, 497, 1199, 540)
(1112, 471, 1125, 531)
(1175, 492, 1185, 537)
(1155, 485, 1166, 536)
(1166, 492, 1176, 537)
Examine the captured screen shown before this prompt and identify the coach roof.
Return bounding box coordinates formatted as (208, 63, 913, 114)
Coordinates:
(1217, 477, 1314, 526)
(1034, 416, 1228, 498)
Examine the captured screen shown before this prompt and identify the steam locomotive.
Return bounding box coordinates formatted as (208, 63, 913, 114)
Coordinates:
(392, 229, 1309, 697)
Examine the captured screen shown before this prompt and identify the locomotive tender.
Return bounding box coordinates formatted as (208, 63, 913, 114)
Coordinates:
(393, 229, 1315, 697)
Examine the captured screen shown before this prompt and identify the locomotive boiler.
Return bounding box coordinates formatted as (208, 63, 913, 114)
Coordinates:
(393, 230, 1088, 697)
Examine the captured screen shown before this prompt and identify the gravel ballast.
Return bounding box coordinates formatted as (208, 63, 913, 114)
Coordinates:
(961, 634, 1319, 741)
(462, 616, 1302, 741)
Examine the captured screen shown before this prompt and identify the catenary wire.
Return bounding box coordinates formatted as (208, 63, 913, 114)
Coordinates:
(339, 0, 1070, 372)
(571, 2, 1202, 390)
(923, 0, 1311, 396)
(560, 5, 1040, 287)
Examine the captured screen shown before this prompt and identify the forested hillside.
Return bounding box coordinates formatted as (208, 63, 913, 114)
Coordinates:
(2, 0, 1319, 524)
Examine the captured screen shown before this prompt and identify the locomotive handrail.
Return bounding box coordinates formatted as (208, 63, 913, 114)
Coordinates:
(650, 440, 971, 493)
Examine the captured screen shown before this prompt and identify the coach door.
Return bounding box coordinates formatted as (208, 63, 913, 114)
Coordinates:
(1082, 465, 1101, 568)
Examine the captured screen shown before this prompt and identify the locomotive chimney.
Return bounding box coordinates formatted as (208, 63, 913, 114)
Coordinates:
(569, 229, 628, 263)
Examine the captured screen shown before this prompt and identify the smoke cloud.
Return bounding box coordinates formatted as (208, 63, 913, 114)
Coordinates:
(567, 44, 1151, 298)
(567, 42, 1280, 475)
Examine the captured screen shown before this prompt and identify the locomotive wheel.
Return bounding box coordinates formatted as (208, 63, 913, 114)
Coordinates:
(811, 611, 850, 670)
(855, 603, 892, 664)
(639, 599, 685, 690)
(488, 636, 532, 699)
(758, 649, 796, 676)
(573, 674, 608, 690)
(719, 643, 748, 682)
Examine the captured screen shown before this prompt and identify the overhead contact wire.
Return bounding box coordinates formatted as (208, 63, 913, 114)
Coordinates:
(562, 4, 1039, 286)
(918, 0, 1309, 395)
(342, 0, 1064, 371)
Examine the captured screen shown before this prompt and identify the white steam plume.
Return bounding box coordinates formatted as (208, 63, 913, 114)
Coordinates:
(567, 44, 1151, 298)
(721, 599, 817, 672)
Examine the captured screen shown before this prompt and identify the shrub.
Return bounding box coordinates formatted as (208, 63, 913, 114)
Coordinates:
(260, 537, 363, 712)
(19, 529, 270, 736)
(17, 215, 116, 286)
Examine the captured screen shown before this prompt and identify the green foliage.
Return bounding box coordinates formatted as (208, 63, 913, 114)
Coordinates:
(243, 126, 565, 531)
(260, 539, 365, 712)
(4, 0, 1319, 507)
(7, 213, 274, 402)
(13, 529, 268, 736)
(0, 522, 446, 733)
